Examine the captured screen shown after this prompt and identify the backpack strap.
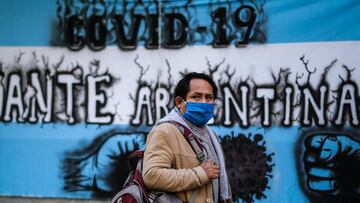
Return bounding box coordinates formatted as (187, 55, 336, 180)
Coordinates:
(167, 121, 206, 163)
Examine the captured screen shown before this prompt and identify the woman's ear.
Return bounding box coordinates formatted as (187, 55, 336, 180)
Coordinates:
(175, 96, 182, 108)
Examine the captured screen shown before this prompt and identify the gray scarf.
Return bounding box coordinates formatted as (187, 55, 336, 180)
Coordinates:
(156, 108, 232, 202)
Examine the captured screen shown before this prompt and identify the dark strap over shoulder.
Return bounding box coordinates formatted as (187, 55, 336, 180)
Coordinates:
(167, 121, 206, 162)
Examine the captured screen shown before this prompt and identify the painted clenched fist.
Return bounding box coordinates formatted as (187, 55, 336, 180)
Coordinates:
(304, 133, 360, 197)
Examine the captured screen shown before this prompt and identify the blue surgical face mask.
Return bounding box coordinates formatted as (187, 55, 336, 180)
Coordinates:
(181, 99, 215, 126)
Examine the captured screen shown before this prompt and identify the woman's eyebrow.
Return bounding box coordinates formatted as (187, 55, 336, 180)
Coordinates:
(192, 91, 212, 95)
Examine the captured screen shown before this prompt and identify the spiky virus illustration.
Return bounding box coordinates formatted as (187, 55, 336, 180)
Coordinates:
(221, 132, 274, 203)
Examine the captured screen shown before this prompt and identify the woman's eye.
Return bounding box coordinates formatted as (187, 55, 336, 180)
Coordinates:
(205, 96, 214, 101)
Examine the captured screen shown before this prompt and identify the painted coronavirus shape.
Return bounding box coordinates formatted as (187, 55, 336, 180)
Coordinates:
(221, 132, 274, 203)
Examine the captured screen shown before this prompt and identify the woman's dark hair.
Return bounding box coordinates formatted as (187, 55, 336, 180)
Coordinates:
(174, 72, 218, 102)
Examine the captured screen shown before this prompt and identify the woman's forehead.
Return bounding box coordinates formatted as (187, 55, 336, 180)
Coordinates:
(188, 78, 213, 94)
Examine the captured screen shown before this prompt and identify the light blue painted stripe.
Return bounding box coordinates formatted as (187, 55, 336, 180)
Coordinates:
(1, 123, 359, 200)
(266, 0, 360, 43)
(0, 0, 360, 46)
(0, 0, 56, 46)
(0, 123, 307, 201)
(0, 123, 149, 198)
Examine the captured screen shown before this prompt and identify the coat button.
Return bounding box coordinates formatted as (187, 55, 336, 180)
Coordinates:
(206, 198, 211, 202)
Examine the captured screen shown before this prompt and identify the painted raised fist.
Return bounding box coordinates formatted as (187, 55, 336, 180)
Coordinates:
(304, 133, 360, 200)
(62, 129, 146, 197)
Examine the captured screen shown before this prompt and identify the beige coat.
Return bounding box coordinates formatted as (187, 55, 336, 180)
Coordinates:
(142, 123, 214, 203)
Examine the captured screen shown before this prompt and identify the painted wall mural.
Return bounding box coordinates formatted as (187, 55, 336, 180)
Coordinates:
(0, 1, 360, 203)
